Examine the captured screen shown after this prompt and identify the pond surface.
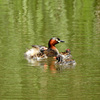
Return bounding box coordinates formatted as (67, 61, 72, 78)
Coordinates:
(0, 0, 100, 100)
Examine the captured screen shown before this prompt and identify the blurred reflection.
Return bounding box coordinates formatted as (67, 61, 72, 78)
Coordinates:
(55, 64, 76, 71)
(25, 56, 76, 73)
(47, 57, 57, 73)
(25, 57, 47, 67)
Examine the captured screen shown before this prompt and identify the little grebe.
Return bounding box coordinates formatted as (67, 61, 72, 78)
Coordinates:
(44, 37, 64, 57)
(60, 49, 72, 59)
(55, 54, 76, 65)
(24, 45, 47, 59)
(24, 37, 64, 59)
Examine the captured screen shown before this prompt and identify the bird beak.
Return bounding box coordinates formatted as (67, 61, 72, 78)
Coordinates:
(60, 40, 65, 42)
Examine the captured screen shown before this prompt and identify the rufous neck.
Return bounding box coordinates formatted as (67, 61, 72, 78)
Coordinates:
(48, 45, 59, 54)
(48, 45, 56, 49)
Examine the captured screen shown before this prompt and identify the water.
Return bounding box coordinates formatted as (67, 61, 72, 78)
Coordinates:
(0, 0, 100, 100)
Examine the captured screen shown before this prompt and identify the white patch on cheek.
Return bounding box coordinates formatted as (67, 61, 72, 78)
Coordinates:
(56, 39, 60, 42)
(58, 41, 60, 42)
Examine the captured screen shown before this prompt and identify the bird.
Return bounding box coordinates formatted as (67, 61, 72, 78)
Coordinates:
(60, 49, 72, 59)
(24, 45, 47, 59)
(44, 37, 64, 57)
(24, 37, 64, 59)
(55, 54, 76, 66)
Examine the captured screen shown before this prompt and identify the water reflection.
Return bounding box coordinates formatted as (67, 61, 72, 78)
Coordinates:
(25, 57, 47, 67)
(25, 56, 76, 73)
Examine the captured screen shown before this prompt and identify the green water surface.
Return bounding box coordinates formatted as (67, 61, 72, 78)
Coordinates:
(0, 0, 100, 100)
